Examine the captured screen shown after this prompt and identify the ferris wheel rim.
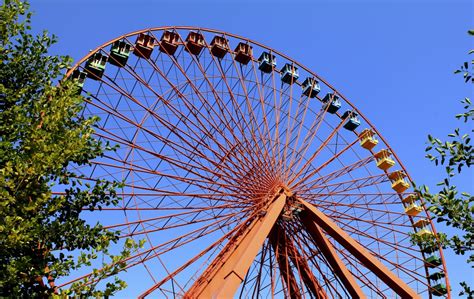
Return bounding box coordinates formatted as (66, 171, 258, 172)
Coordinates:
(63, 25, 450, 297)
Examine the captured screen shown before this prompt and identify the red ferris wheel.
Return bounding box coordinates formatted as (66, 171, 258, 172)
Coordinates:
(62, 26, 450, 298)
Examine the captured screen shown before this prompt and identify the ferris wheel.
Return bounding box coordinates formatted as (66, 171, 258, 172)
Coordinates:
(61, 26, 450, 298)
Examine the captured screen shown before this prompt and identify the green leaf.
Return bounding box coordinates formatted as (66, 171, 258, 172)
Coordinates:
(0, 1, 127, 297)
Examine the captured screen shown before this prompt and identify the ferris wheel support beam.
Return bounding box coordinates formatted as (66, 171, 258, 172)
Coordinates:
(184, 190, 287, 298)
(298, 198, 421, 299)
(301, 215, 366, 298)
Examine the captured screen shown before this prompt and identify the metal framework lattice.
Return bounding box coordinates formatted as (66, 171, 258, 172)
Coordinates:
(59, 26, 450, 298)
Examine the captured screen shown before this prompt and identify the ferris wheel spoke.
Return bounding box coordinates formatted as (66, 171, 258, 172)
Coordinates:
(307, 192, 404, 215)
(114, 43, 259, 175)
(193, 44, 252, 138)
(284, 99, 333, 180)
(339, 243, 429, 293)
(329, 214, 414, 251)
(66, 223, 232, 296)
(282, 96, 321, 189)
(288, 137, 356, 190)
(303, 196, 410, 245)
(97, 149, 241, 195)
(197, 46, 274, 176)
(329, 210, 412, 230)
(247, 59, 278, 173)
(326, 225, 429, 290)
(266, 60, 283, 175)
(138, 214, 248, 298)
(108, 207, 246, 238)
(334, 248, 392, 297)
(304, 196, 409, 221)
(61, 208, 247, 289)
(296, 155, 375, 191)
(259, 77, 291, 178)
(224, 49, 277, 176)
(275, 83, 293, 173)
(92, 79, 256, 182)
(288, 109, 350, 187)
(90, 126, 260, 195)
(98, 204, 246, 230)
(304, 194, 403, 212)
(112, 191, 247, 201)
(83, 90, 240, 179)
(86, 161, 253, 201)
(283, 95, 316, 183)
(154, 36, 268, 174)
(298, 173, 390, 196)
(279, 74, 297, 183)
(104, 205, 244, 229)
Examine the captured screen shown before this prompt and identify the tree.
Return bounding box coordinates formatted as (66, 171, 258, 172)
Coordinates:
(414, 30, 474, 298)
(0, 1, 141, 297)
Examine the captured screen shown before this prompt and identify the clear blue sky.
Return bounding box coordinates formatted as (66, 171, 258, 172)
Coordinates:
(31, 0, 473, 296)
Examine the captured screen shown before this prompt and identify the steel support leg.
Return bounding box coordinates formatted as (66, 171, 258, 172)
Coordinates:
(298, 198, 420, 299)
(184, 192, 287, 298)
(301, 215, 366, 298)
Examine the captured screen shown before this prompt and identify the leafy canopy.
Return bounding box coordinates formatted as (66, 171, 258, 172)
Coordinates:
(0, 0, 141, 297)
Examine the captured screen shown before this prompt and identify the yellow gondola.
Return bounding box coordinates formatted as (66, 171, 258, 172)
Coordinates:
(415, 228, 433, 238)
(413, 218, 430, 228)
(404, 194, 423, 216)
(359, 128, 379, 150)
(388, 171, 410, 193)
(374, 149, 395, 170)
(405, 203, 423, 216)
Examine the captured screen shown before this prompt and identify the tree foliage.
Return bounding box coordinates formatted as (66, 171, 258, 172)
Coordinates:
(414, 30, 474, 298)
(0, 1, 141, 297)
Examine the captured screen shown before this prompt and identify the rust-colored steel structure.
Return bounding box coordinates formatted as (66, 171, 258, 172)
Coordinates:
(60, 27, 450, 298)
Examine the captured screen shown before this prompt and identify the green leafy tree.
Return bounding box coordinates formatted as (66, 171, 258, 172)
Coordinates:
(414, 30, 474, 298)
(0, 1, 142, 297)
